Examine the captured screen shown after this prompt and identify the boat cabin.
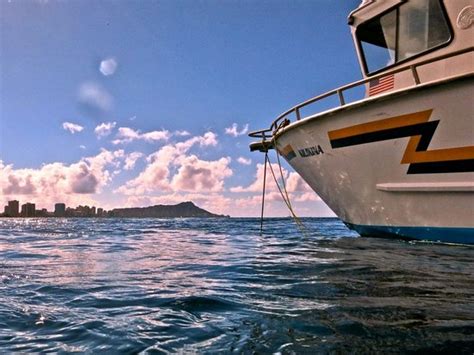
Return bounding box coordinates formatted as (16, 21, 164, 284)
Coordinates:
(349, 0, 473, 96)
(248, 0, 473, 150)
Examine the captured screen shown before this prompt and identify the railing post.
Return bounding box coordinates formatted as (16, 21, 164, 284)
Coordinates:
(411, 65, 421, 85)
(295, 108, 301, 121)
(337, 89, 345, 106)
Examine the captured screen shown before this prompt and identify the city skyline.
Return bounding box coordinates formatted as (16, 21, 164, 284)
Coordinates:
(1, 0, 361, 217)
(1, 198, 232, 218)
(2, 199, 107, 218)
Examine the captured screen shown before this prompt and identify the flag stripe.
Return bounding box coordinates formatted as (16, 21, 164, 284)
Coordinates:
(368, 75, 394, 96)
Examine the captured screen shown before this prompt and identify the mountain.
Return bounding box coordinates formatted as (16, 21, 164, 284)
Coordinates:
(108, 201, 228, 218)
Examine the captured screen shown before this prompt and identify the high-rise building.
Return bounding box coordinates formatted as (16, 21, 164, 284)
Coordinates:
(36, 209, 49, 217)
(21, 203, 36, 217)
(54, 203, 66, 217)
(8, 200, 19, 217)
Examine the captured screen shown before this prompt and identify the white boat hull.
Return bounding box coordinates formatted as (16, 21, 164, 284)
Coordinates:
(275, 77, 474, 244)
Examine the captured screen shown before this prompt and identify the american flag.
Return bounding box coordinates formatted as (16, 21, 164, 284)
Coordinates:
(368, 74, 394, 96)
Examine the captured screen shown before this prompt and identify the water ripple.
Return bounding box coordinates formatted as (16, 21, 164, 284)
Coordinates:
(0, 217, 473, 353)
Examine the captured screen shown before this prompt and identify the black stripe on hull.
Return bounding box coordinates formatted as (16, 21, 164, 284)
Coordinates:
(329, 119, 474, 174)
(330, 121, 439, 149)
(407, 159, 474, 174)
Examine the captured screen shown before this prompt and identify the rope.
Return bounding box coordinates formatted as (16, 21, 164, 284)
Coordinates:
(257, 123, 307, 235)
(265, 149, 307, 235)
(272, 133, 302, 217)
(266, 158, 293, 213)
(275, 146, 296, 215)
(266, 154, 305, 230)
(260, 152, 269, 234)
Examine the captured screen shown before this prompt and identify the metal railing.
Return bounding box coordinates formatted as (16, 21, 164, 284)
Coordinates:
(249, 46, 473, 140)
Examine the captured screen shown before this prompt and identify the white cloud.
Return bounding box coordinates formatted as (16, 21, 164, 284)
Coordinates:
(230, 162, 320, 201)
(114, 131, 322, 217)
(117, 132, 229, 195)
(175, 130, 191, 137)
(115, 137, 323, 217)
(95, 121, 117, 138)
(225, 123, 249, 137)
(62, 121, 84, 134)
(79, 145, 86, 150)
(171, 156, 232, 192)
(112, 127, 171, 145)
(124, 152, 144, 170)
(142, 130, 171, 141)
(99, 57, 118, 76)
(237, 156, 252, 165)
(0, 150, 125, 210)
(78, 82, 113, 112)
(174, 131, 218, 151)
(230, 163, 280, 193)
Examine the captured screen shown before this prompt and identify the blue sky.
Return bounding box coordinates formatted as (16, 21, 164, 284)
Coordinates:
(1, 0, 361, 217)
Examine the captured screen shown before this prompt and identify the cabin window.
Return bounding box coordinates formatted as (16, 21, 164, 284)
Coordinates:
(356, 0, 451, 74)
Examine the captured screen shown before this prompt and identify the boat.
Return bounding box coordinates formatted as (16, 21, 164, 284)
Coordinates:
(249, 0, 474, 244)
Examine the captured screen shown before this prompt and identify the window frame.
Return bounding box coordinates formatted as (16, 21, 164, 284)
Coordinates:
(356, 0, 453, 76)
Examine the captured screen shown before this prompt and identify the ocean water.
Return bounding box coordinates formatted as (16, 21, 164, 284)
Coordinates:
(0, 218, 473, 354)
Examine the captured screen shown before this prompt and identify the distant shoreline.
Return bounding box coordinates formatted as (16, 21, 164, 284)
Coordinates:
(1, 201, 229, 219)
(0, 216, 338, 219)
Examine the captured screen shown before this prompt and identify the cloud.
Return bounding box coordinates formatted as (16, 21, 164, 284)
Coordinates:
(286, 173, 320, 201)
(0, 124, 329, 216)
(95, 121, 117, 138)
(174, 130, 191, 137)
(99, 57, 118, 76)
(174, 131, 218, 151)
(237, 157, 252, 165)
(171, 156, 232, 192)
(230, 163, 278, 193)
(114, 131, 322, 217)
(142, 130, 171, 141)
(79, 145, 86, 150)
(0, 150, 125, 210)
(112, 127, 171, 145)
(230, 162, 320, 201)
(78, 82, 113, 112)
(225, 123, 249, 137)
(62, 121, 84, 134)
(117, 132, 229, 195)
(124, 152, 143, 170)
(69, 164, 99, 193)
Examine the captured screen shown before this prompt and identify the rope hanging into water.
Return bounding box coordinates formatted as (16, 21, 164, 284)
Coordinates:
(267, 151, 306, 231)
(259, 137, 306, 235)
(275, 146, 297, 218)
(260, 152, 268, 234)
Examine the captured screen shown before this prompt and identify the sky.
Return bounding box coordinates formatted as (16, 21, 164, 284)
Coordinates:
(0, 0, 362, 217)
